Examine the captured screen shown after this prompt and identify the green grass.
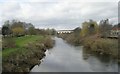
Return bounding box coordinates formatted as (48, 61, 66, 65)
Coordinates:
(15, 35, 44, 47)
(3, 35, 44, 58)
(2, 48, 18, 57)
(0, 50, 2, 57)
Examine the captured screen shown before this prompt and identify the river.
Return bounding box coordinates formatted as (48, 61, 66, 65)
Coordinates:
(31, 37, 119, 72)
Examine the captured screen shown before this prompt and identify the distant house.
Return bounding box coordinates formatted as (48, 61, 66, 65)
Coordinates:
(57, 30, 73, 34)
(110, 27, 120, 38)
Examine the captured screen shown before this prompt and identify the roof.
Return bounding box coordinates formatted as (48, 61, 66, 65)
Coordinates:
(57, 30, 73, 31)
(112, 28, 120, 30)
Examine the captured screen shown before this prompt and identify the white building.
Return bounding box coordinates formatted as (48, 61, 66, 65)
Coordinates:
(110, 27, 120, 38)
(57, 30, 73, 34)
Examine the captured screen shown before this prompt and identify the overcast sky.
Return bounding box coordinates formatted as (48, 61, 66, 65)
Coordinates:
(0, 0, 119, 30)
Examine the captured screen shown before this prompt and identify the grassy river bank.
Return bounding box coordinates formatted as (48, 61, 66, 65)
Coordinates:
(2, 35, 55, 72)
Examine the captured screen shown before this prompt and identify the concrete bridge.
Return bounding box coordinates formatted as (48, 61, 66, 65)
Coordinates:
(57, 30, 73, 34)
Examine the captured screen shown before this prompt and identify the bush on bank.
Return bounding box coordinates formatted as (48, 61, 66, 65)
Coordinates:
(83, 37, 118, 60)
(2, 37, 16, 49)
(57, 33, 82, 46)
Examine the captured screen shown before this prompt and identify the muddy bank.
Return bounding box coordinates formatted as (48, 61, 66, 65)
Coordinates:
(2, 37, 55, 72)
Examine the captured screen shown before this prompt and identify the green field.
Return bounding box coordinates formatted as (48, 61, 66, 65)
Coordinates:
(3, 35, 44, 57)
(15, 35, 43, 47)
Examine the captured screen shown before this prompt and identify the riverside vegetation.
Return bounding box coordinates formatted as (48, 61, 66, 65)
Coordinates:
(58, 19, 119, 63)
(2, 20, 55, 72)
(2, 35, 54, 72)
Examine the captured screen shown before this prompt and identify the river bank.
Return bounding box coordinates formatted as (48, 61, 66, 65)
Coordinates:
(83, 36, 119, 63)
(2, 35, 55, 72)
(57, 33, 82, 46)
(58, 34, 119, 63)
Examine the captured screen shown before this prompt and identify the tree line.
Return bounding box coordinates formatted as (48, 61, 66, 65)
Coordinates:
(73, 19, 118, 38)
(2, 20, 56, 37)
(57, 19, 119, 45)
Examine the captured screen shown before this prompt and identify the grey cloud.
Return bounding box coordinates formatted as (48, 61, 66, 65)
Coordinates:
(0, 1, 118, 30)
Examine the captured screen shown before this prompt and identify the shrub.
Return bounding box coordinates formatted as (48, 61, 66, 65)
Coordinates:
(58, 33, 82, 46)
(43, 37, 55, 48)
(2, 37, 16, 49)
(83, 37, 118, 59)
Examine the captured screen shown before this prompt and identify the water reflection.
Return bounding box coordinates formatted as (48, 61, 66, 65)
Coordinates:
(31, 37, 118, 72)
(82, 48, 113, 63)
(82, 48, 118, 72)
